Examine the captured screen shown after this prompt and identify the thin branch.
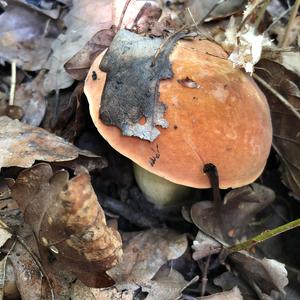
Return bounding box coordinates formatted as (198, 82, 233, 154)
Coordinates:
(117, 0, 133, 31)
(265, 7, 293, 33)
(254, 0, 271, 30)
(228, 217, 300, 253)
(151, 0, 226, 67)
(253, 73, 300, 121)
(280, 0, 300, 47)
(9, 61, 16, 106)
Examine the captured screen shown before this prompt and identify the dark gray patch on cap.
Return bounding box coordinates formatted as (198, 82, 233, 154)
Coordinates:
(99, 29, 183, 141)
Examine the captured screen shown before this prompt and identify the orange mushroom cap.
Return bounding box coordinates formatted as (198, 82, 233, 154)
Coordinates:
(84, 38, 272, 189)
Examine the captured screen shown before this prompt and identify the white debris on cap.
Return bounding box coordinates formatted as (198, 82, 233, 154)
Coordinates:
(223, 17, 272, 74)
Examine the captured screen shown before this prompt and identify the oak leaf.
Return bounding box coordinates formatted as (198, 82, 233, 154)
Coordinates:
(11, 163, 122, 287)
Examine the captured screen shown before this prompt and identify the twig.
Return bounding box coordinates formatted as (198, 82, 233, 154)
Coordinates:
(280, 0, 300, 48)
(253, 73, 300, 121)
(151, 25, 188, 67)
(151, 0, 226, 67)
(228, 217, 300, 253)
(254, 0, 271, 30)
(9, 60, 16, 106)
(187, 7, 200, 35)
(100, 194, 159, 228)
(265, 7, 293, 33)
(201, 255, 211, 297)
(117, 0, 133, 31)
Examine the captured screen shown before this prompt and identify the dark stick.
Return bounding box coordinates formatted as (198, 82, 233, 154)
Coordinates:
(203, 163, 222, 207)
(99, 194, 159, 228)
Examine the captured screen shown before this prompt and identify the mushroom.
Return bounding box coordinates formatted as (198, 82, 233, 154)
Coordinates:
(84, 38, 272, 207)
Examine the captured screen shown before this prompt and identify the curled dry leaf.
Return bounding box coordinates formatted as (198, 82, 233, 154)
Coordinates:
(65, 28, 116, 81)
(11, 163, 122, 287)
(44, 0, 113, 91)
(229, 252, 288, 296)
(107, 229, 188, 289)
(184, 0, 246, 24)
(191, 183, 275, 243)
(0, 1, 59, 70)
(255, 59, 300, 198)
(0, 116, 105, 169)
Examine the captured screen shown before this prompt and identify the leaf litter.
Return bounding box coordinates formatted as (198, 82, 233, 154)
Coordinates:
(0, 0, 299, 299)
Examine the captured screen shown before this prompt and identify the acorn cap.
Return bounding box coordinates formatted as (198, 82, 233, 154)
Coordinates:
(84, 39, 272, 189)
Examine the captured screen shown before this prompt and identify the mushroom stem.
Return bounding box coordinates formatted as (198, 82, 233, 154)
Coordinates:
(133, 163, 192, 207)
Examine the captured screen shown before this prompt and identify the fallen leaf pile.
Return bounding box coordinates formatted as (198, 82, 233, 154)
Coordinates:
(0, 0, 299, 299)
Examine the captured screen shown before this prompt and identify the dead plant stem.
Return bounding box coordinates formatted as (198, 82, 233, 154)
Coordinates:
(9, 60, 16, 106)
(280, 0, 300, 47)
(228, 217, 300, 252)
(254, 0, 271, 30)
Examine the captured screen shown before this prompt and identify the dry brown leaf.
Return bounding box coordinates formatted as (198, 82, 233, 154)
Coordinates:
(214, 271, 258, 299)
(1, 260, 19, 300)
(280, 51, 300, 78)
(1, 210, 77, 299)
(185, 0, 246, 23)
(142, 268, 188, 300)
(11, 163, 123, 287)
(0, 1, 59, 71)
(6, 223, 47, 300)
(14, 71, 47, 126)
(65, 28, 116, 81)
(229, 252, 288, 296)
(108, 229, 188, 289)
(42, 82, 87, 142)
(44, 0, 113, 91)
(199, 287, 242, 300)
(71, 280, 134, 300)
(255, 59, 300, 198)
(113, 0, 155, 28)
(0, 116, 104, 169)
(190, 183, 275, 243)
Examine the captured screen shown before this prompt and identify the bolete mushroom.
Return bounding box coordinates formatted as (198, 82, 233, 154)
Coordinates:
(84, 37, 272, 207)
